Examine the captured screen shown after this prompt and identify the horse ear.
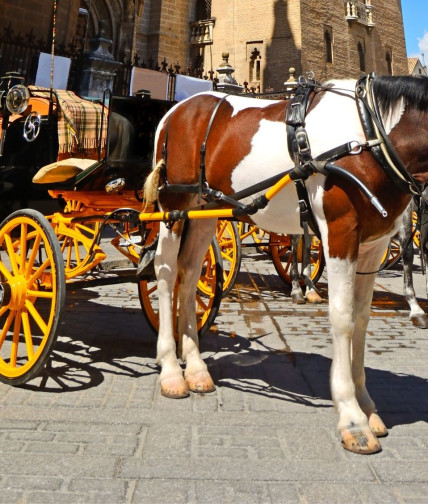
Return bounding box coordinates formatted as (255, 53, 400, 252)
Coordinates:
(143, 159, 164, 204)
(412, 172, 428, 184)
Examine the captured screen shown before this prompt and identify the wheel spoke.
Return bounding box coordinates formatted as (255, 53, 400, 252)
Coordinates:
(65, 237, 73, 268)
(21, 310, 35, 360)
(0, 261, 13, 282)
(11, 311, 22, 367)
(27, 289, 54, 299)
(20, 223, 28, 274)
(4, 234, 20, 276)
(25, 300, 49, 335)
(28, 258, 50, 285)
(0, 310, 15, 347)
(195, 292, 210, 312)
(25, 233, 42, 276)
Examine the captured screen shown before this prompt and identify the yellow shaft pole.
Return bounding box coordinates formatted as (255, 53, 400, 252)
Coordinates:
(139, 209, 236, 222)
(138, 172, 293, 222)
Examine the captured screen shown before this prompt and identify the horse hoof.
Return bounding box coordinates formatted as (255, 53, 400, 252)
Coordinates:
(160, 376, 189, 399)
(185, 370, 215, 394)
(340, 424, 382, 454)
(305, 291, 323, 304)
(410, 314, 428, 329)
(291, 292, 306, 304)
(368, 412, 388, 438)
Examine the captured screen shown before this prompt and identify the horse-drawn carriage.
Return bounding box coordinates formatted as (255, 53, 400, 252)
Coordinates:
(0, 71, 328, 386)
(2, 68, 428, 455)
(0, 72, 231, 385)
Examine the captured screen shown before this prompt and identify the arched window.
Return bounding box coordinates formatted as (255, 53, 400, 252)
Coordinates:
(324, 27, 333, 63)
(195, 0, 211, 21)
(249, 47, 261, 82)
(358, 41, 365, 72)
(386, 51, 392, 75)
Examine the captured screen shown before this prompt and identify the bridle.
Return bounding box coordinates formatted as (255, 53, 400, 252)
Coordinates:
(355, 73, 425, 197)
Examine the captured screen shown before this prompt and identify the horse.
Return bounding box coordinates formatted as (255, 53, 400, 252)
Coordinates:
(142, 75, 428, 454)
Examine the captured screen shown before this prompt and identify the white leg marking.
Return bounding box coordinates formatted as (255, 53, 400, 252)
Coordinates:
(155, 223, 188, 397)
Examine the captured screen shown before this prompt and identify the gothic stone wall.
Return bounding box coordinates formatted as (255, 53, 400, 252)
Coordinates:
(137, 0, 193, 68)
(210, 0, 302, 92)
(0, 0, 80, 48)
(300, 0, 407, 82)
(208, 0, 408, 92)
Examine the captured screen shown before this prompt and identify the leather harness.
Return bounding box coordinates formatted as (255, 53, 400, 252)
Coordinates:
(157, 74, 425, 236)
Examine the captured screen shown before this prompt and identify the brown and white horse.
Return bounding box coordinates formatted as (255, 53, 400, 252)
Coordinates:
(143, 76, 428, 454)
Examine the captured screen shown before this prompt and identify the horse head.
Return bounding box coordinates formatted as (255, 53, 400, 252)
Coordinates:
(373, 75, 428, 185)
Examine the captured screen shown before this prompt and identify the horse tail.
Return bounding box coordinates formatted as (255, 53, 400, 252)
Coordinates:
(143, 159, 163, 207)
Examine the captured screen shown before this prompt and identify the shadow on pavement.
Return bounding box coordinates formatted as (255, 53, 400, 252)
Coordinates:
(204, 331, 428, 429)
(18, 275, 428, 433)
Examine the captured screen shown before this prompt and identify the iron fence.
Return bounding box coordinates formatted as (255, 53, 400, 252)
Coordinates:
(0, 23, 217, 99)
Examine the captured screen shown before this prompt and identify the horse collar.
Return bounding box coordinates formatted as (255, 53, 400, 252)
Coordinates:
(355, 73, 423, 196)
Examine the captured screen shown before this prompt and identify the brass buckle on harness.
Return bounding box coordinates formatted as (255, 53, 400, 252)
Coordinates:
(295, 129, 311, 161)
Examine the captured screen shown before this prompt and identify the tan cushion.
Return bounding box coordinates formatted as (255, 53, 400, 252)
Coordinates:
(33, 158, 97, 184)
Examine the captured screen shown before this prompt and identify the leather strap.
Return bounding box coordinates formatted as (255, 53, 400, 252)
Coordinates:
(355, 74, 423, 196)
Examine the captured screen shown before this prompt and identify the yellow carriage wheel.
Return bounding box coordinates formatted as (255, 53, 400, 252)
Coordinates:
(47, 200, 102, 280)
(251, 226, 270, 253)
(380, 235, 401, 269)
(269, 233, 324, 286)
(0, 209, 65, 385)
(138, 239, 223, 339)
(216, 220, 241, 296)
(111, 220, 159, 265)
(412, 210, 420, 248)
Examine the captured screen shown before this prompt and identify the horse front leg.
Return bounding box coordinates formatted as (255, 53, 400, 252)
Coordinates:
(290, 235, 305, 304)
(352, 240, 390, 441)
(399, 206, 428, 328)
(155, 222, 189, 398)
(301, 234, 323, 304)
(327, 253, 381, 454)
(177, 219, 217, 393)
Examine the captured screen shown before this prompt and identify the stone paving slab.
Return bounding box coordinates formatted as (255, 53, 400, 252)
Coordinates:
(0, 243, 428, 503)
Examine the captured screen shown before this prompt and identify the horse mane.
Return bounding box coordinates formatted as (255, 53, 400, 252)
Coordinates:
(373, 75, 428, 115)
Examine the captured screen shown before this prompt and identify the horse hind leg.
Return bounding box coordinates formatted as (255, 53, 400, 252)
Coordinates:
(155, 221, 189, 398)
(177, 219, 217, 394)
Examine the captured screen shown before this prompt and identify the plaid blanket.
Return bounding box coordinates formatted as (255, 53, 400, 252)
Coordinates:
(29, 87, 108, 154)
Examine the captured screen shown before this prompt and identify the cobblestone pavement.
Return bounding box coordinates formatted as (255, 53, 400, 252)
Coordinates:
(1, 241, 428, 503)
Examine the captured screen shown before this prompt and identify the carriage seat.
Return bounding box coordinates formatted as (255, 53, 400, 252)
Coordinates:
(32, 158, 100, 184)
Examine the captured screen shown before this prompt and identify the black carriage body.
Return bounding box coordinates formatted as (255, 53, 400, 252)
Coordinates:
(75, 95, 174, 193)
(0, 113, 60, 218)
(0, 75, 174, 217)
(0, 73, 61, 219)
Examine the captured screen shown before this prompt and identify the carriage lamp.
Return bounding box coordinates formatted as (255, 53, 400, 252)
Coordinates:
(5, 85, 30, 114)
(0, 72, 26, 112)
(0, 75, 30, 155)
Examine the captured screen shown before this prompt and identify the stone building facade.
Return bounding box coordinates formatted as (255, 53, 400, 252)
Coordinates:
(206, 0, 408, 91)
(0, 0, 408, 93)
